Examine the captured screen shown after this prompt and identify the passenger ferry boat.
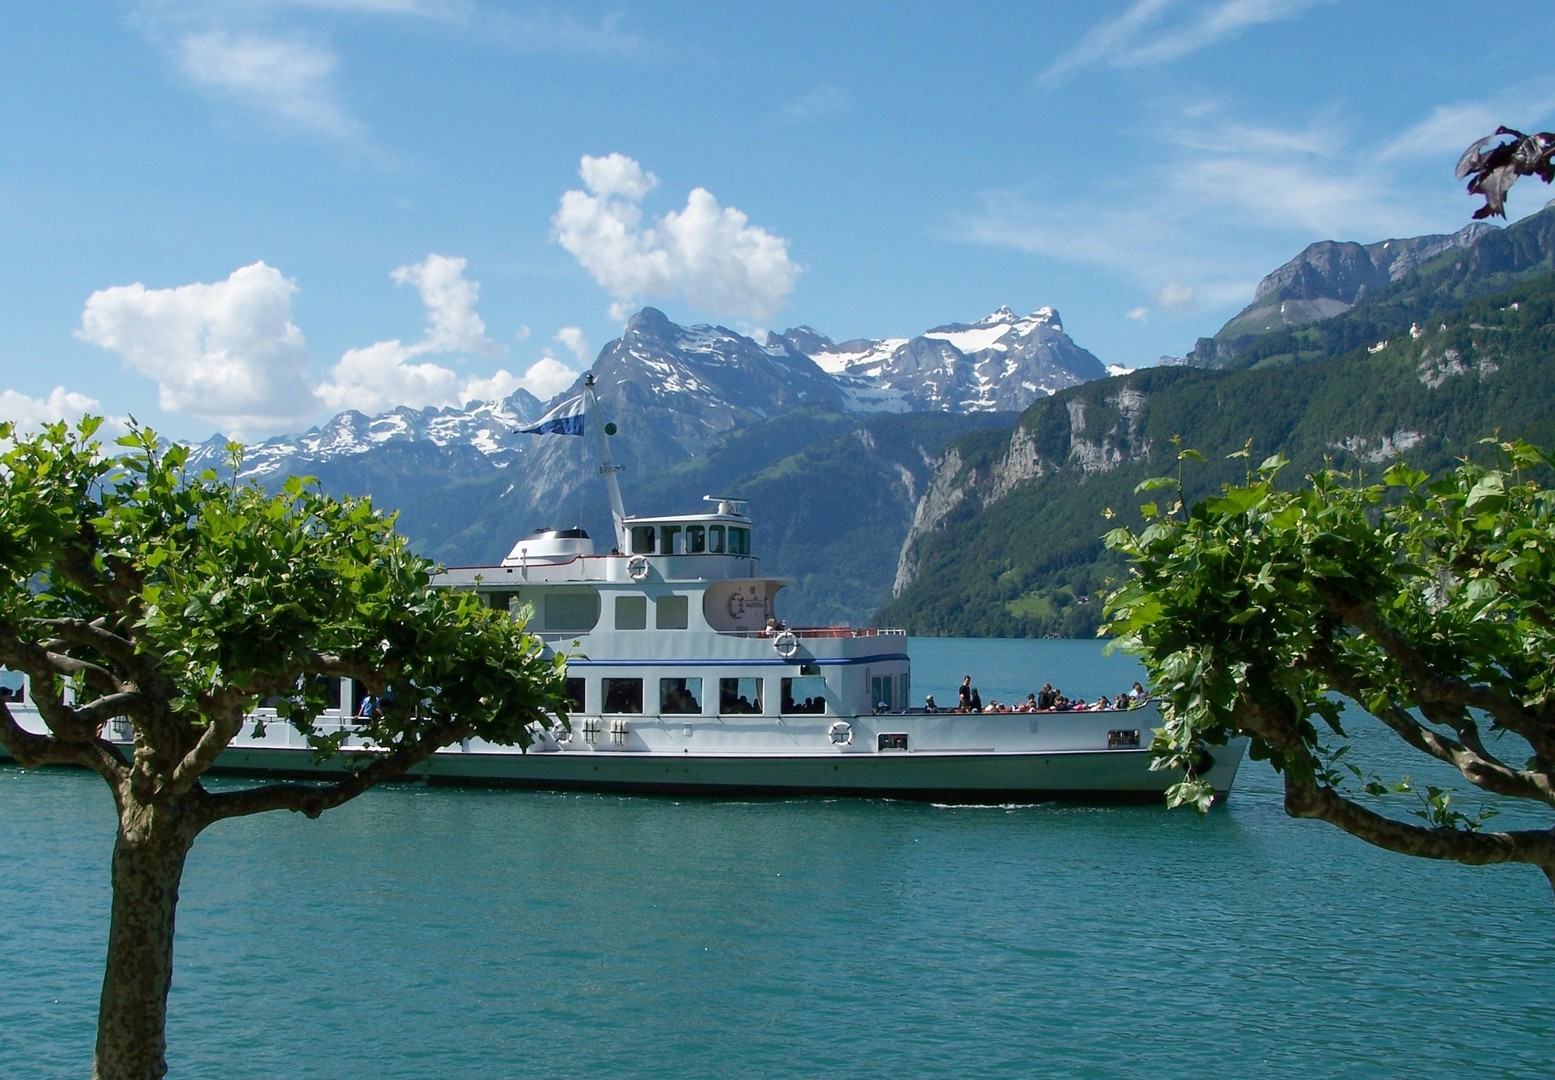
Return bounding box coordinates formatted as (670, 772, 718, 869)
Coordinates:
(1, 379, 1245, 802)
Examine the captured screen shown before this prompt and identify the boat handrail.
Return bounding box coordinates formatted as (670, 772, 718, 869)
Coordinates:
(729, 626, 907, 639)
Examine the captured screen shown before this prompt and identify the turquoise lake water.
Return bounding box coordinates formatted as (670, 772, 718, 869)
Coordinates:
(1, 638, 1549, 1078)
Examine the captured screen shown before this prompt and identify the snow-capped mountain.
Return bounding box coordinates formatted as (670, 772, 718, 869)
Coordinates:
(200, 304, 1101, 485)
(777, 306, 1107, 413)
(190, 391, 543, 479)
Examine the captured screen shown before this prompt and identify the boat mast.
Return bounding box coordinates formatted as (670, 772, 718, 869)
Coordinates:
(583, 373, 629, 552)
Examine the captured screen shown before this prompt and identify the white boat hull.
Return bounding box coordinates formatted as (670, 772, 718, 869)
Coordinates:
(151, 703, 1247, 804)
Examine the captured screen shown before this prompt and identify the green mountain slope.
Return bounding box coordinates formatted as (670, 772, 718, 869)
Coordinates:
(882, 273, 1555, 637)
(1192, 205, 1555, 371)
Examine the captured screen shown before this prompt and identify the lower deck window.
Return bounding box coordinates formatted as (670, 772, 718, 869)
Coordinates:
(660, 677, 702, 714)
(603, 678, 643, 714)
(719, 677, 762, 714)
(878, 733, 909, 752)
(781, 675, 827, 715)
(564, 677, 585, 712)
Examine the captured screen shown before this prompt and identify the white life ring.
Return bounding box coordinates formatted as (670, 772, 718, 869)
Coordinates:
(772, 630, 799, 659)
(828, 721, 853, 746)
(626, 555, 650, 580)
(727, 592, 746, 618)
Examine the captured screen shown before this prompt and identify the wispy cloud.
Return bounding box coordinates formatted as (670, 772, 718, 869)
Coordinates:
(1043, 0, 1331, 83)
(176, 29, 363, 140)
(952, 104, 1444, 324)
(778, 85, 852, 124)
(132, 1, 641, 144)
(1380, 87, 1555, 162)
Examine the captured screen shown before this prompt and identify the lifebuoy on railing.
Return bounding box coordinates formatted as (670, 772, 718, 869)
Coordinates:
(828, 721, 853, 746)
(626, 555, 650, 580)
(772, 630, 799, 659)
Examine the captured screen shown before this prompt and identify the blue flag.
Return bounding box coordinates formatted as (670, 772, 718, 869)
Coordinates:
(518, 395, 586, 436)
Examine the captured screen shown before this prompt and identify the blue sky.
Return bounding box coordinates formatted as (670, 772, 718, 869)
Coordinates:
(5, 1, 1555, 442)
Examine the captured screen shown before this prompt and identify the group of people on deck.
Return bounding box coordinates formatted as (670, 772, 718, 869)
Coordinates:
(933, 676, 1147, 714)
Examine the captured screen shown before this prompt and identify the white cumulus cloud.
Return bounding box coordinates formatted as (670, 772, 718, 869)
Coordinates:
(319, 254, 503, 413)
(554, 326, 591, 362)
(390, 253, 502, 356)
(78, 262, 321, 439)
(516, 355, 581, 400)
(78, 254, 567, 437)
(553, 153, 800, 323)
(0, 388, 127, 440)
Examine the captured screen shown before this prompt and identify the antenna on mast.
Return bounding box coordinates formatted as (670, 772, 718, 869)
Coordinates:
(583, 373, 629, 552)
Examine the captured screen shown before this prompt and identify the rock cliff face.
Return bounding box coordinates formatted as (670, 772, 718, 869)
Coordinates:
(892, 378, 1152, 596)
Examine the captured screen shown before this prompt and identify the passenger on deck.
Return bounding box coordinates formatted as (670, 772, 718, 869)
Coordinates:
(969, 687, 982, 712)
(924, 694, 937, 713)
(1036, 683, 1057, 710)
(958, 675, 973, 712)
(1129, 681, 1148, 704)
(1020, 692, 1038, 712)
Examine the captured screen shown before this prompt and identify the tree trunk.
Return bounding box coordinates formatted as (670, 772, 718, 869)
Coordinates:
(93, 803, 195, 1080)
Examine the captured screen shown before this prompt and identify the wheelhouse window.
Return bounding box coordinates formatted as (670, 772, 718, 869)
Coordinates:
(656, 594, 689, 629)
(602, 678, 643, 714)
(660, 677, 702, 715)
(870, 675, 893, 711)
(708, 525, 725, 553)
(781, 675, 827, 715)
(686, 525, 706, 553)
(719, 677, 762, 714)
(630, 525, 656, 554)
(615, 595, 647, 630)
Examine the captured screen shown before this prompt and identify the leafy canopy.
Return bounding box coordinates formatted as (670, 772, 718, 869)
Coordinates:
(0, 417, 569, 802)
(1104, 439, 1555, 890)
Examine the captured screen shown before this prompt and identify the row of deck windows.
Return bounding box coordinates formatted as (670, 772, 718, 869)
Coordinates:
(569, 674, 829, 716)
(484, 593, 697, 635)
(613, 594, 687, 630)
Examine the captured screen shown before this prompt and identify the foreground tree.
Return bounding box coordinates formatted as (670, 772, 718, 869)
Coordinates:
(1103, 441, 1555, 892)
(0, 419, 569, 1079)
